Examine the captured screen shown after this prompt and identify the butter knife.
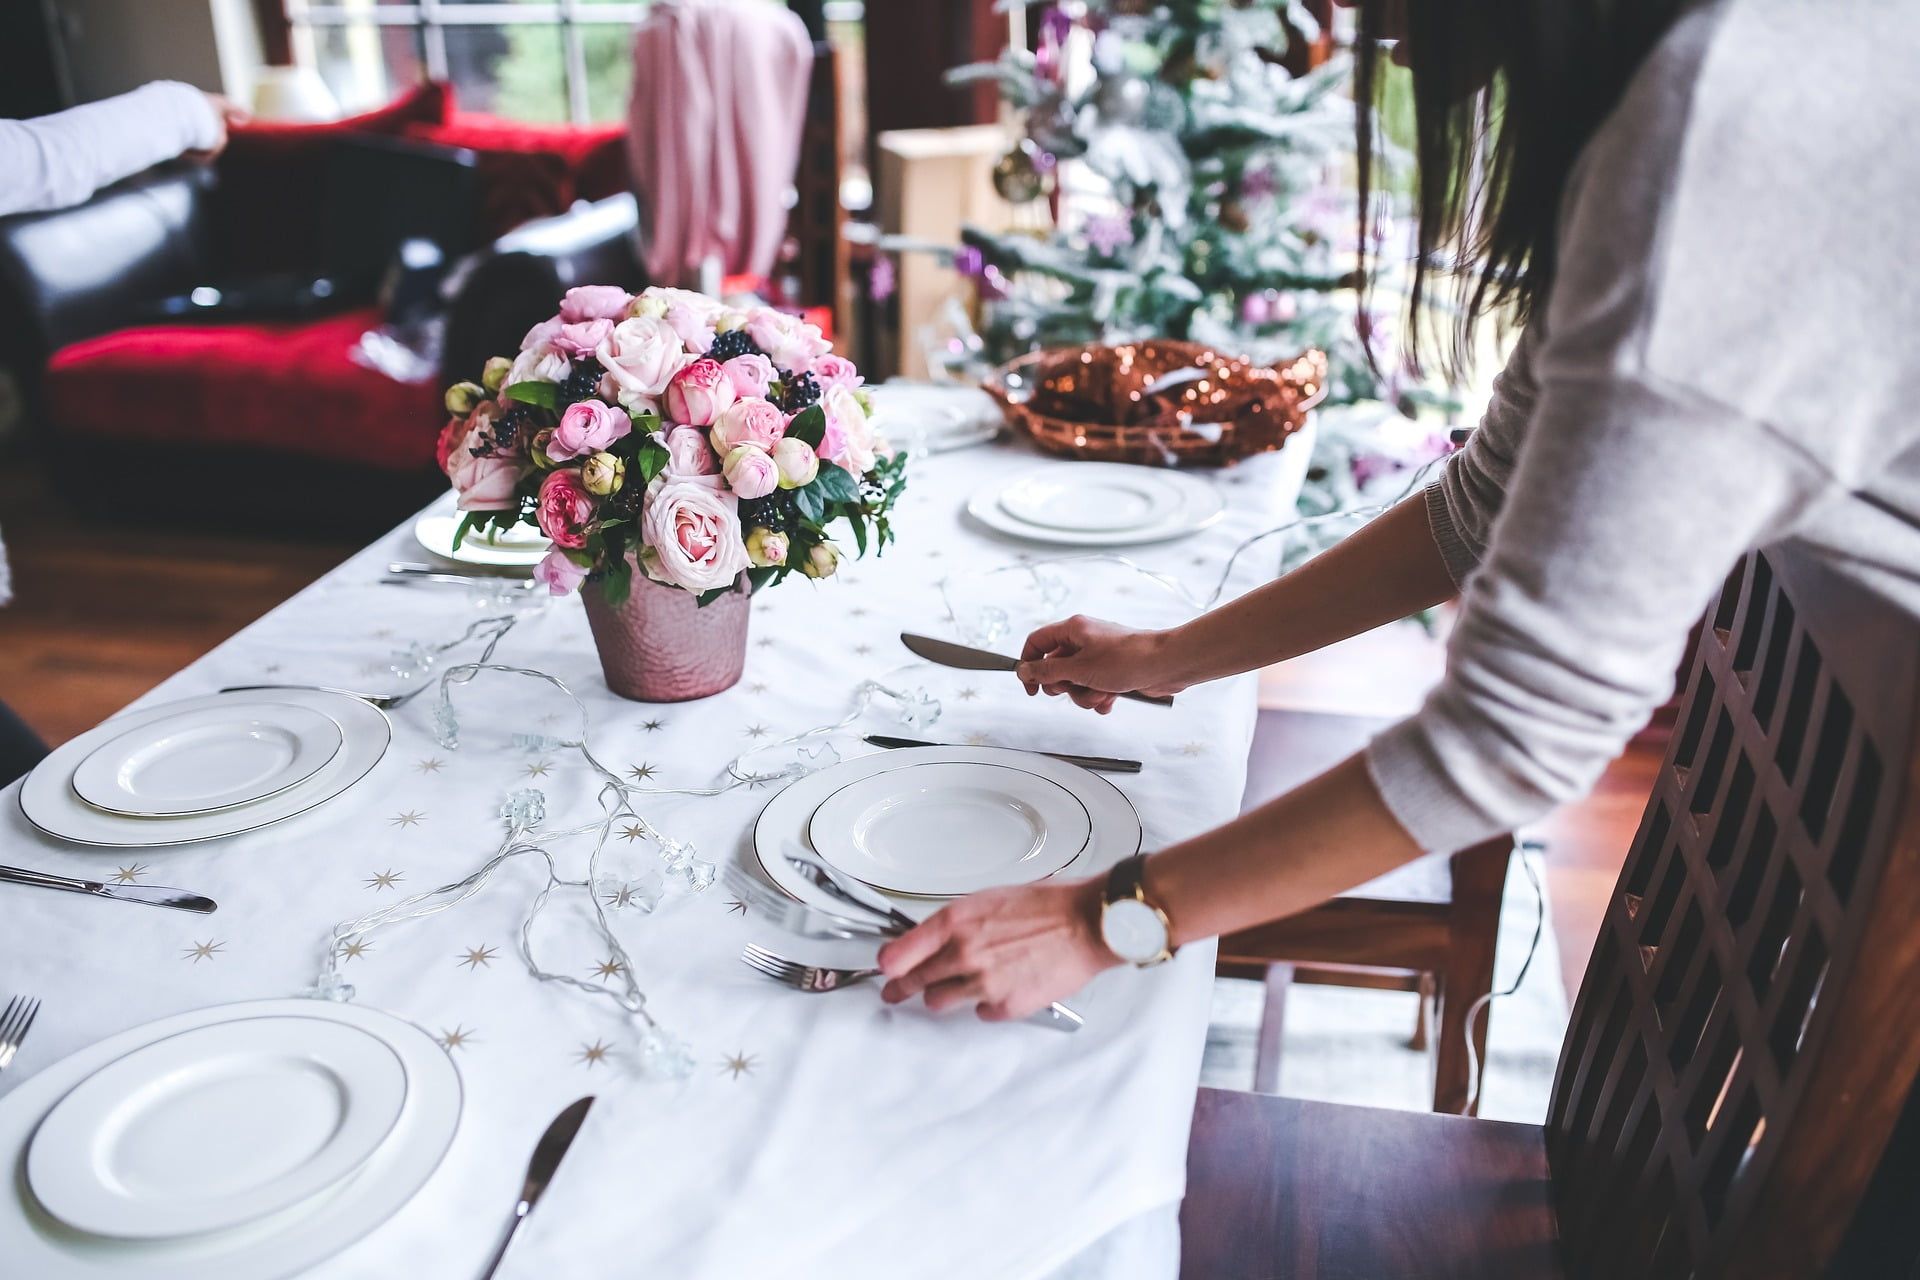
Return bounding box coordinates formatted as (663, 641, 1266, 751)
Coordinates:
(0, 864, 215, 914)
(480, 1095, 596, 1279)
(864, 734, 1142, 774)
(899, 633, 1175, 707)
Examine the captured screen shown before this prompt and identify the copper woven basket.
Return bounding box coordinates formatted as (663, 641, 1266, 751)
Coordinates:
(983, 340, 1327, 468)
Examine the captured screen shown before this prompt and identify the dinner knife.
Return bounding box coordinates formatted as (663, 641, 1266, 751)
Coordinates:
(899, 633, 1175, 707)
(480, 1095, 596, 1280)
(0, 865, 216, 914)
(863, 734, 1143, 774)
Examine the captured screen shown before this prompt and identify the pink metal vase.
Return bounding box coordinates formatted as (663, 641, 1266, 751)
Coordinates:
(582, 571, 751, 702)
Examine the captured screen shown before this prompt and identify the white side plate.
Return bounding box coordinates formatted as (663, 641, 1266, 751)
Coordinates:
(70, 704, 343, 818)
(27, 1017, 407, 1240)
(413, 511, 549, 569)
(807, 761, 1092, 897)
(997, 468, 1186, 534)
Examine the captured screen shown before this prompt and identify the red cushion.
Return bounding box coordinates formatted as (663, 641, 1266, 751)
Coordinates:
(45, 311, 443, 473)
(405, 113, 628, 240)
(211, 84, 454, 275)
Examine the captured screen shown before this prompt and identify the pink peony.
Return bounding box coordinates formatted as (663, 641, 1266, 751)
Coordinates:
(642, 476, 749, 592)
(810, 353, 863, 392)
(746, 307, 831, 373)
(533, 549, 589, 596)
(721, 353, 776, 400)
(449, 446, 521, 511)
(536, 469, 596, 549)
(821, 384, 877, 474)
(709, 397, 786, 454)
(522, 315, 564, 348)
(771, 436, 818, 489)
(436, 415, 470, 472)
(508, 342, 569, 387)
(661, 425, 721, 478)
(559, 285, 634, 323)
(663, 303, 717, 355)
(664, 359, 736, 427)
(549, 399, 632, 461)
(596, 316, 691, 402)
(722, 444, 779, 500)
(551, 318, 614, 360)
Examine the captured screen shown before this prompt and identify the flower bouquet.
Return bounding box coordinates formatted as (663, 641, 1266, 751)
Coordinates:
(438, 285, 906, 699)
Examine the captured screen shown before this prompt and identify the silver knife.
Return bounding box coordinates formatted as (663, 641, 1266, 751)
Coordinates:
(383, 569, 535, 591)
(899, 633, 1175, 707)
(864, 734, 1143, 774)
(480, 1095, 596, 1279)
(0, 864, 215, 913)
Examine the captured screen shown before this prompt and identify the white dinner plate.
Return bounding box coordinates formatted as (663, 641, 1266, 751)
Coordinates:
(413, 511, 550, 569)
(965, 464, 1225, 547)
(752, 746, 1142, 922)
(0, 998, 460, 1280)
(69, 703, 343, 819)
(806, 761, 1092, 897)
(27, 1016, 408, 1240)
(997, 468, 1187, 534)
(19, 690, 390, 848)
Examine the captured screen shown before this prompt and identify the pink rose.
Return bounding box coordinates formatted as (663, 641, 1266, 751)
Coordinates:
(549, 399, 632, 461)
(596, 316, 691, 402)
(642, 477, 750, 593)
(661, 425, 721, 478)
(449, 447, 521, 511)
(436, 414, 471, 473)
(551, 318, 614, 360)
(746, 307, 831, 373)
(721, 353, 776, 400)
(664, 359, 736, 427)
(709, 397, 787, 454)
(508, 342, 569, 387)
(522, 315, 564, 348)
(722, 444, 779, 500)
(536, 469, 596, 550)
(663, 303, 717, 355)
(821, 384, 877, 474)
(533, 549, 589, 596)
(810, 353, 863, 392)
(771, 436, 818, 489)
(559, 285, 634, 323)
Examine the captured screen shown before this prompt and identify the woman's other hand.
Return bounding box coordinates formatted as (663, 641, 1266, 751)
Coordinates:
(877, 879, 1119, 1021)
(1016, 615, 1187, 714)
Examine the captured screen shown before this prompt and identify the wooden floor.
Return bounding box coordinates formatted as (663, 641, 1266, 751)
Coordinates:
(1, 458, 1647, 1001)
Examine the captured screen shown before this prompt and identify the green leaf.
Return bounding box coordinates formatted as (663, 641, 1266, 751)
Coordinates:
(451, 511, 479, 551)
(694, 585, 732, 609)
(504, 381, 560, 411)
(792, 483, 826, 524)
(746, 565, 783, 593)
(786, 404, 827, 448)
(598, 555, 633, 606)
(808, 463, 859, 505)
(848, 514, 868, 557)
(634, 438, 671, 486)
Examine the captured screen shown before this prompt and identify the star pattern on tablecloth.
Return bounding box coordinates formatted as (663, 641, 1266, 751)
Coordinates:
(1177, 742, 1208, 757)
(618, 822, 646, 842)
(111, 864, 148, 884)
(438, 1025, 475, 1051)
(642, 718, 665, 732)
(458, 945, 497, 970)
(957, 687, 980, 701)
(853, 644, 873, 657)
(263, 663, 284, 675)
(577, 1040, 613, 1068)
(964, 732, 991, 747)
(415, 757, 445, 774)
(590, 958, 626, 981)
(372, 627, 397, 640)
(743, 723, 770, 740)
(523, 760, 553, 778)
(725, 899, 748, 916)
(389, 810, 426, 828)
(721, 1051, 757, 1080)
(338, 939, 373, 961)
(626, 763, 657, 783)
(755, 637, 776, 649)
(182, 939, 225, 963)
(747, 681, 768, 695)
(849, 606, 869, 618)
(365, 869, 404, 890)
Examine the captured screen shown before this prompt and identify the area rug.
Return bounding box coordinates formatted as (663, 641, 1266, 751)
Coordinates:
(1199, 850, 1569, 1124)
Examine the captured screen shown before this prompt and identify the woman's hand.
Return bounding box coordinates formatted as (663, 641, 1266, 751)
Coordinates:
(1016, 616, 1189, 714)
(877, 878, 1120, 1021)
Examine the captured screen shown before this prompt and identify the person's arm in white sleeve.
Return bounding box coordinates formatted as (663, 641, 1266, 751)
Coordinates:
(0, 81, 225, 218)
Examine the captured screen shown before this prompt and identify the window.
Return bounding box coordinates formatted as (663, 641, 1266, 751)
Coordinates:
(286, 1, 653, 125)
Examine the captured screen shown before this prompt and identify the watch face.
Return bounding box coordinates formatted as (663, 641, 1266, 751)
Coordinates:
(1102, 896, 1169, 966)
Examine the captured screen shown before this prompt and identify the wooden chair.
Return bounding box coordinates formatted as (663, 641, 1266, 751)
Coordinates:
(1182, 545, 1920, 1277)
(1219, 708, 1513, 1114)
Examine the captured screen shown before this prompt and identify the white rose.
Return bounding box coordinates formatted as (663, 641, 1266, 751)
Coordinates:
(508, 342, 569, 386)
(823, 385, 877, 474)
(596, 316, 691, 400)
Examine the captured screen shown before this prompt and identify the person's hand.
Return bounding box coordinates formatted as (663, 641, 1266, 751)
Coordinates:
(184, 93, 250, 163)
(1016, 615, 1187, 714)
(878, 878, 1120, 1021)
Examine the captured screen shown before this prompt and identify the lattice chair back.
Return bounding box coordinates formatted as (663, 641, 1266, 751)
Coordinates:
(1545, 546, 1920, 1277)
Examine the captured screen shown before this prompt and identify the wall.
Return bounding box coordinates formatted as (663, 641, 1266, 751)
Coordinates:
(55, 0, 260, 104)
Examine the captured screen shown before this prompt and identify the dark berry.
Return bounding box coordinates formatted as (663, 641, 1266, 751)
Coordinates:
(778, 371, 821, 413)
(560, 362, 604, 404)
(707, 328, 761, 363)
(739, 491, 798, 534)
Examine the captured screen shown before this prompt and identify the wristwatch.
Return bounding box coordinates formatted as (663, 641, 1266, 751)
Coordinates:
(1101, 855, 1175, 967)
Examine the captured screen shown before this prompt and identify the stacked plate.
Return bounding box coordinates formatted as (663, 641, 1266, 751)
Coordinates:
(413, 509, 550, 570)
(19, 690, 390, 848)
(0, 998, 460, 1278)
(754, 746, 1142, 912)
(966, 462, 1225, 546)
(869, 380, 1005, 455)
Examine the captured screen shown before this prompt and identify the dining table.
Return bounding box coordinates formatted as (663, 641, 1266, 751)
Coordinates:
(0, 427, 1314, 1279)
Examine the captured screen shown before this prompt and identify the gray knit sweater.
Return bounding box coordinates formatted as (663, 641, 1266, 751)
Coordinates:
(1364, 0, 1920, 853)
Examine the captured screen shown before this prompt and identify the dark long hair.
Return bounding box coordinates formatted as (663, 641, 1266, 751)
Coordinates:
(1354, 0, 1690, 378)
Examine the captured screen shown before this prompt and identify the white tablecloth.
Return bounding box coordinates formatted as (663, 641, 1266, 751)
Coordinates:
(0, 436, 1307, 1279)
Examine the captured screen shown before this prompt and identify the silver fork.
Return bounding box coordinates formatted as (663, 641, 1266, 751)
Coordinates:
(742, 944, 879, 992)
(217, 682, 415, 710)
(0, 996, 41, 1072)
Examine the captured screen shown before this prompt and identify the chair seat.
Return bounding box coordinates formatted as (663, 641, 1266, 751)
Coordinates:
(1181, 1089, 1562, 1279)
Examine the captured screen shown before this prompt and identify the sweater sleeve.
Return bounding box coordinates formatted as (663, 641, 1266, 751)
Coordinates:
(0, 82, 222, 218)
(1424, 322, 1543, 587)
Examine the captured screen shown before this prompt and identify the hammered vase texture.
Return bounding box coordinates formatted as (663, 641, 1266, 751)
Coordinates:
(582, 572, 751, 702)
